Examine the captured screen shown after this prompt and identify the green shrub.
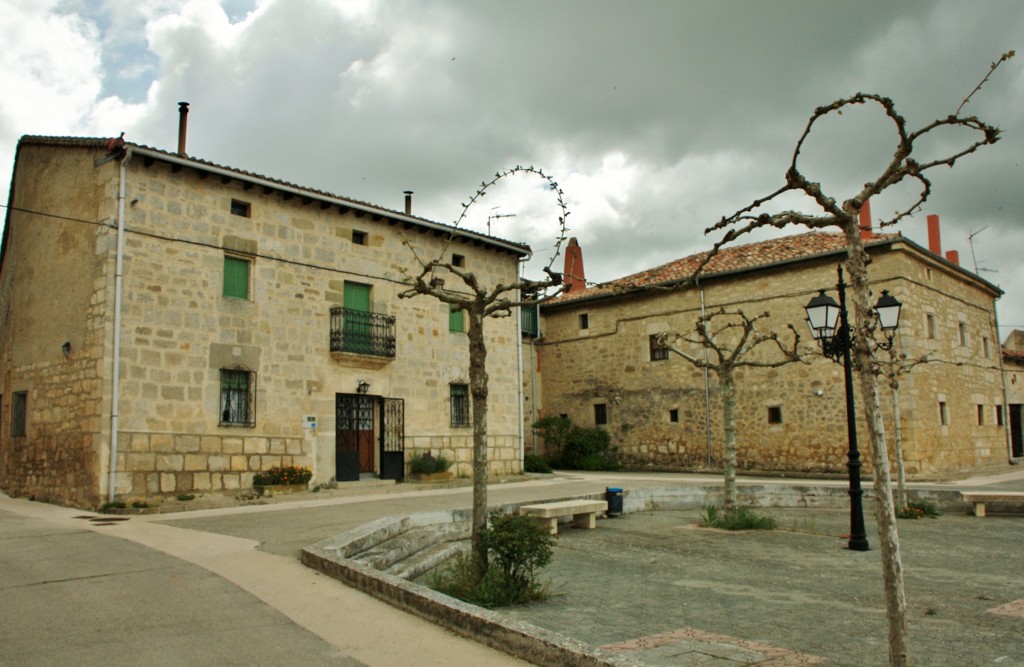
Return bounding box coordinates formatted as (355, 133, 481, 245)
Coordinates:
(561, 425, 622, 471)
(430, 510, 554, 608)
(524, 454, 552, 473)
(533, 416, 621, 470)
(699, 505, 777, 530)
(176, 494, 195, 501)
(253, 465, 312, 486)
(409, 452, 452, 474)
(99, 500, 126, 512)
(533, 415, 573, 460)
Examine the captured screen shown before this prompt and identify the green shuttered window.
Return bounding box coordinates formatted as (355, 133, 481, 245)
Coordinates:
(223, 256, 250, 300)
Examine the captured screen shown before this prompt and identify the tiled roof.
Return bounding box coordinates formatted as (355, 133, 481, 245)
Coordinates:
(546, 231, 901, 306)
(1003, 347, 1024, 363)
(15, 135, 531, 255)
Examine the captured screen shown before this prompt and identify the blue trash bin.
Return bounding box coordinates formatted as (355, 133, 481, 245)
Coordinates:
(606, 487, 623, 516)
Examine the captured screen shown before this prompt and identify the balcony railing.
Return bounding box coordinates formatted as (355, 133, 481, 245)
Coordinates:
(330, 307, 396, 358)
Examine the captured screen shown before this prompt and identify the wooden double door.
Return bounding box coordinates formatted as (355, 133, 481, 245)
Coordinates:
(336, 394, 405, 482)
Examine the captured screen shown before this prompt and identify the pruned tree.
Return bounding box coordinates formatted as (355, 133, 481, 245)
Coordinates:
(695, 52, 1014, 667)
(876, 348, 932, 509)
(399, 166, 569, 576)
(658, 309, 806, 510)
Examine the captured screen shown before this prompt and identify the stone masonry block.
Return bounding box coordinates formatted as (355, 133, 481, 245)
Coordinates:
(184, 454, 207, 471)
(156, 454, 183, 471)
(208, 455, 229, 471)
(175, 435, 200, 453)
(151, 433, 174, 453)
(230, 455, 248, 472)
(222, 437, 244, 454)
(244, 437, 268, 454)
(160, 473, 176, 492)
(201, 436, 221, 453)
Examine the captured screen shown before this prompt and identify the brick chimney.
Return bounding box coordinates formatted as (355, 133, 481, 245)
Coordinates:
(927, 214, 942, 255)
(946, 250, 960, 266)
(859, 199, 873, 240)
(563, 238, 586, 293)
(404, 191, 413, 215)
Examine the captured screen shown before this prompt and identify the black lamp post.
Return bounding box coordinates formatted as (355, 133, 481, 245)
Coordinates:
(804, 266, 902, 552)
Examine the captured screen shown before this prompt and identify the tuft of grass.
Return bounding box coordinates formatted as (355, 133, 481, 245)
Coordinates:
(176, 494, 195, 502)
(699, 505, 777, 531)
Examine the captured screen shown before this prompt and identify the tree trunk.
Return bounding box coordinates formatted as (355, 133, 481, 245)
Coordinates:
(467, 308, 490, 576)
(720, 370, 738, 511)
(891, 381, 908, 509)
(844, 224, 913, 667)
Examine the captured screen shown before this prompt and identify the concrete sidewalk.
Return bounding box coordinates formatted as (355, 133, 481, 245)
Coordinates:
(2, 468, 1022, 666)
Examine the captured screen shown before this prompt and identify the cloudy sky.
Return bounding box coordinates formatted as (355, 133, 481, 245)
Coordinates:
(2, 0, 1022, 336)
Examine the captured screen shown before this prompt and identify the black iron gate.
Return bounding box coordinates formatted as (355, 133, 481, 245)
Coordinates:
(381, 397, 405, 480)
(336, 394, 374, 482)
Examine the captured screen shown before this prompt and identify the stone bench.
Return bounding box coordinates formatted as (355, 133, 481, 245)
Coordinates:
(520, 499, 608, 535)
(960, 491, 1024, 517)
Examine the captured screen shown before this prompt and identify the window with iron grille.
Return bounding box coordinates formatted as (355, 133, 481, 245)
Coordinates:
(650, 334, 669, 361)
(594, 403, 607, 425)
(220, 369, 256, 427)
(11, 391, 26, 437)
(450, 384, 470, 427)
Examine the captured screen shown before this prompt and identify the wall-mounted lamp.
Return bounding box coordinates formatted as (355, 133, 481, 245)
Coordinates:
(61, 341, 71, 358)
(356, 379, 370, 395)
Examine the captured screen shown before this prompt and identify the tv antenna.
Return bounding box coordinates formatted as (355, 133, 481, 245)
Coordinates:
(967, 226, 998, 275)
(486, 206, 517, 235)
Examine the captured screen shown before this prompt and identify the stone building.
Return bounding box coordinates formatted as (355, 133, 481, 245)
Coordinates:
(0, 133, 528, 508)
(1001, 330, 1024, 459)
(526, 216, 1014, 479)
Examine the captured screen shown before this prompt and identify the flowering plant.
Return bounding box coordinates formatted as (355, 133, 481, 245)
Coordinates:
(896, 500, 939, 520)
(253, 465, 312, 486)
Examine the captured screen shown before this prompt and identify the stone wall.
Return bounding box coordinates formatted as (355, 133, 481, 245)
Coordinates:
(1, 141, 526, 507)
(535, 240, 1007, 479)
(0, 142, 113, 507)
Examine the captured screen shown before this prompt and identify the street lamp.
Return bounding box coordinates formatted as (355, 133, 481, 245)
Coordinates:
(804, 266, 902, 552)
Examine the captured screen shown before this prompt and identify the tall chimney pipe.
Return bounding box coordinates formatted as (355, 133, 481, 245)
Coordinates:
(927, 214, 942, 255)
(859, 199, 873, 240)
(563, 237, 586, 293)
(404, 190, 413, 215)
(177, 102, 189, 156)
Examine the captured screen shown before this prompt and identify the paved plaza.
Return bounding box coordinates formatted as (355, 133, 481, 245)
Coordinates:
(2, 469, 1023, 666)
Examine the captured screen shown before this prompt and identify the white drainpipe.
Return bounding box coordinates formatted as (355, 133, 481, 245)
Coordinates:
(108, 149, 131, 502)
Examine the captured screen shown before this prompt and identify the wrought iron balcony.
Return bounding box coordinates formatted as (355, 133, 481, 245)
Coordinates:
(330, 306, 396, 358)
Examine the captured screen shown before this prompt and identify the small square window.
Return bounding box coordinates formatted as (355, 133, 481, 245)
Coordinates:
(579, 313, 590, 330)
(230, 199, 251, 217)
(767, 406, 783, 424)
(958, 321, 968, 347)
(11, 391, 27, 437)
(983, 337, 991, 358)
(939, 401, 949, 426)
(926, 314, 937, 340)
(352, 230, 367, 246)
(669, 409, 679, 423)
(450, 384, 469, 427)
(452, 254, 465, 268)
(220, 369, 256, 427)
(650, 335, 669, 361)
(996, 405, 1004, 427)
(977, 404, 985, 425)
(594, 403, 607, 425)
